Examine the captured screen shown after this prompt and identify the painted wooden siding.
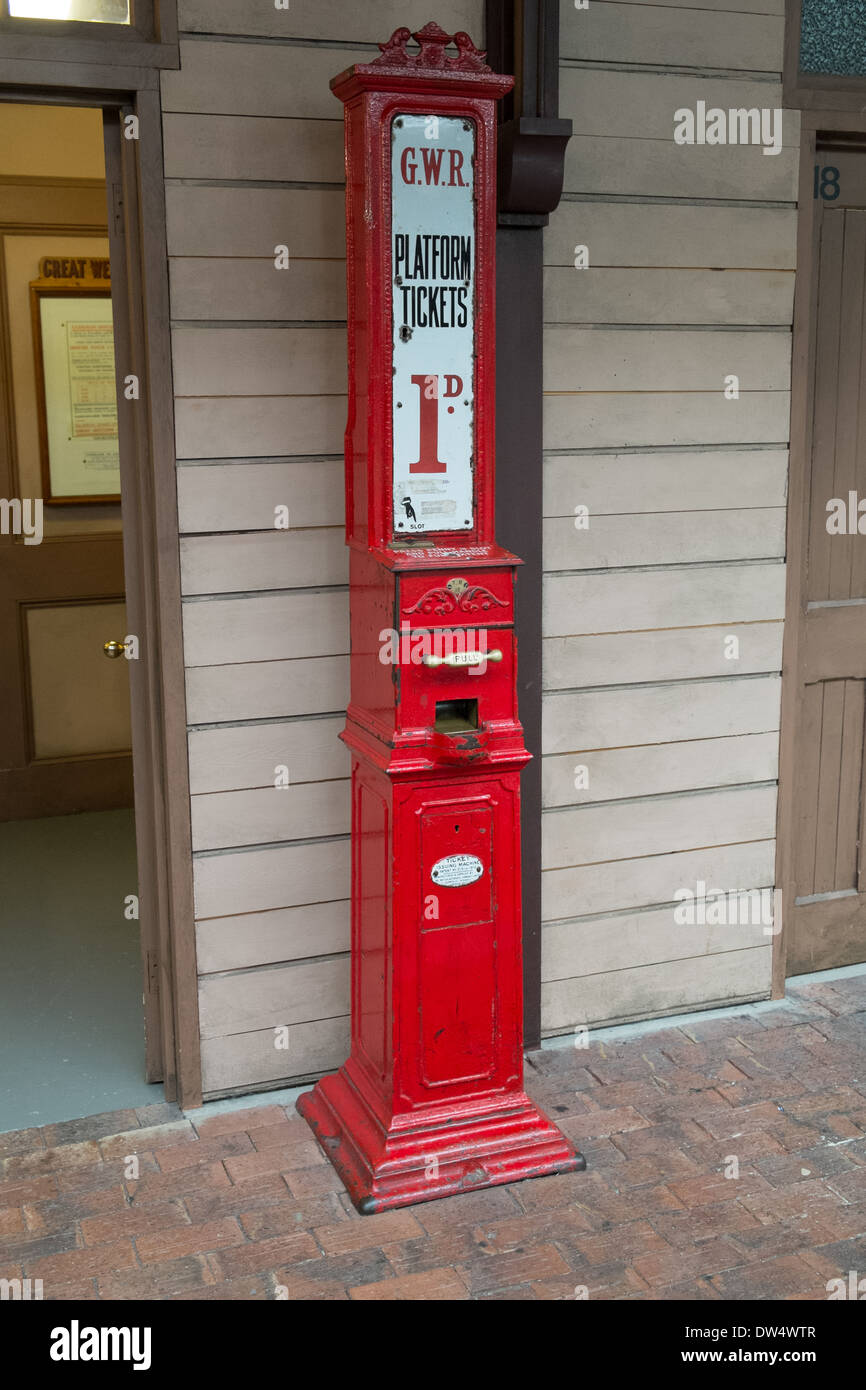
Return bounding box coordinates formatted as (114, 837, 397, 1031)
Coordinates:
(540, 0, 798, 1032)
(560, 1, 783, 72)
(166, 4, 483, 1096)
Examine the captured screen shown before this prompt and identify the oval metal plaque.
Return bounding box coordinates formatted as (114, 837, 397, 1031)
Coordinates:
(430, 853, 484, 887)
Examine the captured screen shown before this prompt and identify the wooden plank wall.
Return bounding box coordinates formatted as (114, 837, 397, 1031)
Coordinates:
(540, 0, 797, 1032)
(165, 1, 485, 1096)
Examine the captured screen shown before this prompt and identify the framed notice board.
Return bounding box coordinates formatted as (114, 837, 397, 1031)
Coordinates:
(30, 256, 120, 505)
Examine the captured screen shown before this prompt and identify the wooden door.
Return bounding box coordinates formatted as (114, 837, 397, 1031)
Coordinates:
(787, 143, 866, 973)
(102, 108, 165, 1084)
(0, 176, 133, 820)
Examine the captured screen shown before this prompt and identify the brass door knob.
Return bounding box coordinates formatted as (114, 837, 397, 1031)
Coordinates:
(103, 639, 127, 660)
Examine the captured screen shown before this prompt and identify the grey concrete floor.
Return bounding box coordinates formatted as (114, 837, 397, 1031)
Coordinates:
(0, 809, 160, 1132)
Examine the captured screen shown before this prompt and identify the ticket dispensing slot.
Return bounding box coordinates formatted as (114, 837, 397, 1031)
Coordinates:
(434, 698, 478, 733)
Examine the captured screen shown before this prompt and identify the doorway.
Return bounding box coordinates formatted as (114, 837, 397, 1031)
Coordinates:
(0, 101, 159, 1129)
(782, 137, 866, 977)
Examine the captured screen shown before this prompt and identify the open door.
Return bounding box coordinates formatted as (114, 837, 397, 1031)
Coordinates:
(102, 105, 165, 1084)
(0, 92, 198, 1129)
(0, 99, 162, 1127)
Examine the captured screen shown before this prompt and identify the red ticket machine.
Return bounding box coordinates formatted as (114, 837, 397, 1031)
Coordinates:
(297, 20, 585, 1212)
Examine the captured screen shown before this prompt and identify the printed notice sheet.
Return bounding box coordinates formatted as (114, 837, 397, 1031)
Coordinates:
(39, 294, 120, 500)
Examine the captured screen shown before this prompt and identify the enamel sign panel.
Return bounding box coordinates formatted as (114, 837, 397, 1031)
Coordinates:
(391, 114, 476, 536)
(431, 853, 485, 887)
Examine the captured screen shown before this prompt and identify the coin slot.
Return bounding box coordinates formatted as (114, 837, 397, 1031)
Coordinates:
(434, 698, 478, 733)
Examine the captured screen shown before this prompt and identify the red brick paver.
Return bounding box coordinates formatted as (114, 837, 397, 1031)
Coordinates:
(2, 976, 866, 1300)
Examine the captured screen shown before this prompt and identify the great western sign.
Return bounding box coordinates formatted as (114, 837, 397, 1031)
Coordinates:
(391, 113, 476, 536)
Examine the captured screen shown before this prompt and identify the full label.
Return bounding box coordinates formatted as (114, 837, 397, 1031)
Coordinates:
(391, 113, 476, 536)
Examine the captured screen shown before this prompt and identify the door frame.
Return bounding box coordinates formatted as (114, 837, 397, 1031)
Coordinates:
(774, 107, 866, 993)
(0, 61, 201, 1105)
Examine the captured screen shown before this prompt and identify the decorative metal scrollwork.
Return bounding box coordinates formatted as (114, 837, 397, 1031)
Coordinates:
(404, 576, 509, 617)
(371, 21, 490, 74)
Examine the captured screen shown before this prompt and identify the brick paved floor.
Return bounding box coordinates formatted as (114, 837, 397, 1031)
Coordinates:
(2, 974, 866, 1301)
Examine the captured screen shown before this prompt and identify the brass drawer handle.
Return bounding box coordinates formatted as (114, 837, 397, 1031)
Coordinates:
(422, 649, 503, 668)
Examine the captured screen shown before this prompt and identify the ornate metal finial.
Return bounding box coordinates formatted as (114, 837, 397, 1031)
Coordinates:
(372, 20, 490, 73)
(452, 31, 489, 72)
(414, 20, 453, 67)
(375, 26, 412, 64)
